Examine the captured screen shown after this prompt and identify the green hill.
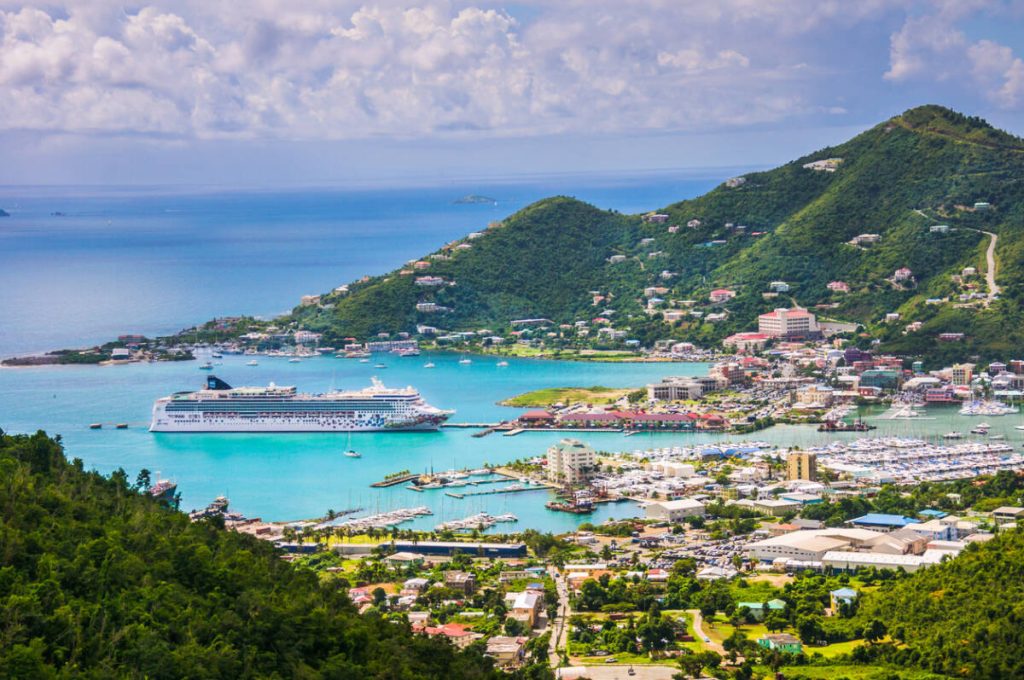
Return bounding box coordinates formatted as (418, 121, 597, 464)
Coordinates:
(277, 106, 1024, 360)
(850, 529, 1024, 679)
(0, 430, 509, 679)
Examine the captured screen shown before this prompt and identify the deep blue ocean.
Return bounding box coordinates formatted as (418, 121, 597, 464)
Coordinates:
(0, 172, 725, 357)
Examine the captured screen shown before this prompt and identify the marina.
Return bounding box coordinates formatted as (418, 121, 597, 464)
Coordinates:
(7, 352, 1024, 531)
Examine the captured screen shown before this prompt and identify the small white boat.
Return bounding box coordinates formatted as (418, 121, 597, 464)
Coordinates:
(289, 357, 302, 363)
(374, 363, 387, 369)
(424, 362, 436, 369)
(459, 357, 472, 365)
(497, 361, 509, 367)
(246, 359, 259, 366)
(1016, 425, 1024, 431)
(199, 361, 214, 370)
(344, 450, 362, 458)
(359, 358, 370, 363)
(942, 432, 963, 439)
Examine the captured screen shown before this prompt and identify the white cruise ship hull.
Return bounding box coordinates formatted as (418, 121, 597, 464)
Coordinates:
(149, 416, 445, 432)
(149, 376, 452, 433)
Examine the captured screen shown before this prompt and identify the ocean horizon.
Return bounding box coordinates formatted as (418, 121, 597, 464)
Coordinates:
(0, 169, 741, 357)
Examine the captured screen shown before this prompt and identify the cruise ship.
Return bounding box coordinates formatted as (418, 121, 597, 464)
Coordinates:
(150, 376, 453, 432)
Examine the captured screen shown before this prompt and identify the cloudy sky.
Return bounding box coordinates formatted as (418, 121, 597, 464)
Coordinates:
(2, 0, 1024, 185)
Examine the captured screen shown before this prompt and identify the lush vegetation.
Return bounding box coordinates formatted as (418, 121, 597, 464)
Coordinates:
(267, 105, 1024, 361)
(499, 386, 634, 407)
(851, 530, 1024, 679)
(0, 430, 518, 679)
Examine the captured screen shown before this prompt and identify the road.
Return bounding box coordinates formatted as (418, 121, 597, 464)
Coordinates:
(556, 666, 678, 679)
(686, 609, 725, 654)
(981, 230, 1000, 302)
(548, 566, 571, 668)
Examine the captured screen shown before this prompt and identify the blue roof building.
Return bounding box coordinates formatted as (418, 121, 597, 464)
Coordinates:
(847, 513, 918, 532)
(830, 587, 858, 610)
(918, 509, 948, 519)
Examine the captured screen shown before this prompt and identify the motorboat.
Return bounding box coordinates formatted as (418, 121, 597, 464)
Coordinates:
(246, 359, 259, 366)
(424, 362, 436, 369)
(199, 361, 214, 370)
(497, 361, 509, 367)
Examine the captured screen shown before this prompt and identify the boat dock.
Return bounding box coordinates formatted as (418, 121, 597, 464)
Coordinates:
(371, 473, 418, 488)
(445, 484, 549, 499)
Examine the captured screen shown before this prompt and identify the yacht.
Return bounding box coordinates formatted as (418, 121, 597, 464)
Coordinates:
(459, 357, 472, 365)
(424, 362, 436, 369)
(199, 361, 214, 370)
(246, 359, 259, 366)
(497, 361, 509, 367)
(374, 363, 387, 369)
(289, 357, 302, 363)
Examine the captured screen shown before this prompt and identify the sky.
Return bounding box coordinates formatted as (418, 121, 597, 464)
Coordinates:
(2, 0, 1024, 186)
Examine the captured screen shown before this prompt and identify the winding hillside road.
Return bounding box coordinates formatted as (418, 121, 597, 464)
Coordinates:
(981, 230, 1000, 302)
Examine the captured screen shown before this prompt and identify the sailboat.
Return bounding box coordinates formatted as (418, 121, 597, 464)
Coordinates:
(344, 433, 361, 458)
(458, 356, 472, 365)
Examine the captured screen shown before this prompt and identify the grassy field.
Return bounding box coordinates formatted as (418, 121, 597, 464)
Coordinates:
(574, 652, 677, 666)
(500, 385, 635, 407)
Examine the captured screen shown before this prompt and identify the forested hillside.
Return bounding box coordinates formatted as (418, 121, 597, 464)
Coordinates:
(851, 529, 1024, 679)
(0, 430, 510, 679)
(280, 105, 1024, 359)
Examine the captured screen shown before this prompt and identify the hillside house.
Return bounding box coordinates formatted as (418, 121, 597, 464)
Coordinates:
(709, 288, 736, 303)
(849, 233, 881, 246)
(893, 267, 914, 281)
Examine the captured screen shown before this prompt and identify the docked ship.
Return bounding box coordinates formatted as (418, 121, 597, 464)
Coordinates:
(150, 375, 453, 432)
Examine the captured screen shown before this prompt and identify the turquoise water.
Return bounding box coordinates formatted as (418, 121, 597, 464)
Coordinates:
(0, 353, 711, 531)
(3, 355, 1023, 531)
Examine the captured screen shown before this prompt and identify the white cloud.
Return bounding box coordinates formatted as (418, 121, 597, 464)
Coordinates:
(0, 0, 982, 141)
(883, 1, 1024, 110)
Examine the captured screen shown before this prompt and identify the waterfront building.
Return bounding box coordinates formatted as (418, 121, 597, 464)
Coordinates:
(786, 452, 818, 482)
(390, 541, 526, 558)
(647, 375, 722, 400)
(859, 369, 901, 390)
(546, 439, 597, 485)
(758, 308, 819, 338)
(951, 363, 975, 386)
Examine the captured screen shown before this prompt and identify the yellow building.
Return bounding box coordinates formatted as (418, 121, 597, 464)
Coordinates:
(786, 452, 818, 481)
(951, 363, 975, 386)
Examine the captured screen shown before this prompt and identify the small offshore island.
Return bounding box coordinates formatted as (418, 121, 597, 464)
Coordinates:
(454, 193, 498, 205)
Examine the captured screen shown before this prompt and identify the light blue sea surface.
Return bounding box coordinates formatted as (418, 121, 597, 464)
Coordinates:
(0, 353, 711, 530)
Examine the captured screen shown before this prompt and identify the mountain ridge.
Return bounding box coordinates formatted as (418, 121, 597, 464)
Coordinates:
(215, 105, 1024, 362)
